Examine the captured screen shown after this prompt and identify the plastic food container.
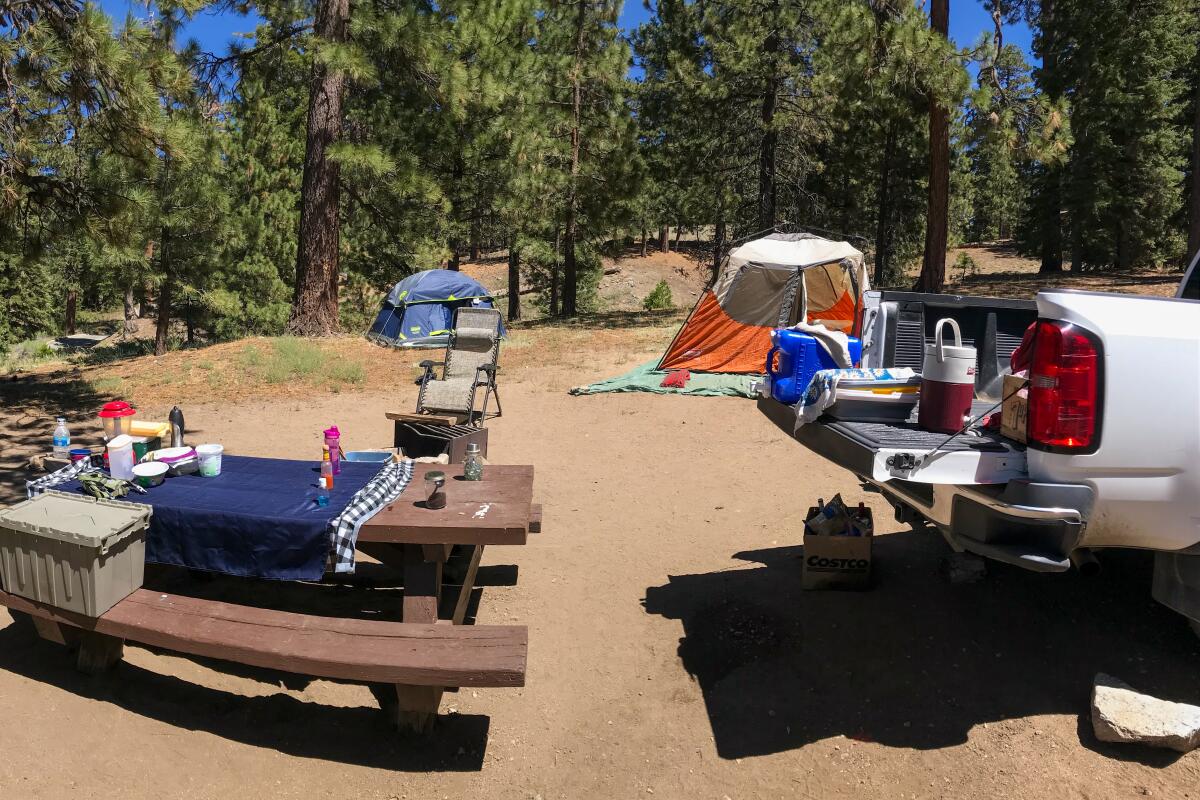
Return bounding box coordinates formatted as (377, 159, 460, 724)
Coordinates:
(826, 377, 922, 423)
(344, 450, 393, 464)
(0, 491, 151, 616)
(196, 444, 224, 477)
(131, 461, 168, 488)
(144, 446, 199, 476)
(98, 401, 137, 440)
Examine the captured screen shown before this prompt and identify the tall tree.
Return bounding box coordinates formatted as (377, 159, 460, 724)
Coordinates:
(1190, 14, 1200, 263)
(536, 0, 636, 317)
(914, 0, 952, 292)
(287, 0, 350, 335)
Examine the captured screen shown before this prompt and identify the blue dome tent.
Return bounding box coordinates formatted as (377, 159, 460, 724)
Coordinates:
(366, 269, 503, 349)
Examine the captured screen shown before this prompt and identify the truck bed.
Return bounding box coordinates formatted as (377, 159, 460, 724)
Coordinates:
(758, 396, 1027, 485)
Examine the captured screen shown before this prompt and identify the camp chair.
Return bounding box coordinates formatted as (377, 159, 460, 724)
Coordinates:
(413, 306, 502, 427)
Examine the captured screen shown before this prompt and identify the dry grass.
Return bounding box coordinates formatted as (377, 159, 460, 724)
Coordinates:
(8, 316, 683, 412)
(938, 243, 1185, 299)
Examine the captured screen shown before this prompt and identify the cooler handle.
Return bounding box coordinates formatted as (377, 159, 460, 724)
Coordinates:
(934, 318, 962, 363)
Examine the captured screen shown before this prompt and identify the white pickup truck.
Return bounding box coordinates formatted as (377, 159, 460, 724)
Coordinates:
(759, 252, 1200, 626)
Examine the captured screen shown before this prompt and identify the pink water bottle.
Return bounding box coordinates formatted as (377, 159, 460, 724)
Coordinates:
(323, 425, 341, 475)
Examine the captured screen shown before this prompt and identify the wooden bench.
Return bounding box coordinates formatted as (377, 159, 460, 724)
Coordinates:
(1, 588, 527, 732)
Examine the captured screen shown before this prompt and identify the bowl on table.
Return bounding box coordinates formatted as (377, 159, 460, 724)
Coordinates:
(132, 461, 168, 488)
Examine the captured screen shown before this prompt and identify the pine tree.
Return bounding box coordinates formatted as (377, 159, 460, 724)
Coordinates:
(286, 0, 350, 335)
(533, 0, 636, 316)
(1060, 0, 1193, 269)
(964, 44, 1035, 241)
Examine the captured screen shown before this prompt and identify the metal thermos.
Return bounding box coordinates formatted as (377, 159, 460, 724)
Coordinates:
(169, 406, 185, 448)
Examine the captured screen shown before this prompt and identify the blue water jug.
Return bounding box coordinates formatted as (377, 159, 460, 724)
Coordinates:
(766, 330, 862, 405)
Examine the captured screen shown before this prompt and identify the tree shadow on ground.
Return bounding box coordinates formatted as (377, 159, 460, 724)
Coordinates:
(0, 622, 489, 770)
(514, 308, 687, 331)
(0, 376, 115, 504)
(643, 530, 1200, 763)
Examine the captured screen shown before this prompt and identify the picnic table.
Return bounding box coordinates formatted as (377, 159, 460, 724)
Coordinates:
(0, 460, 540, 734)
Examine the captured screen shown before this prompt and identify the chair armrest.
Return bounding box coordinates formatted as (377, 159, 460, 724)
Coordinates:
(419, 360, 446, 369)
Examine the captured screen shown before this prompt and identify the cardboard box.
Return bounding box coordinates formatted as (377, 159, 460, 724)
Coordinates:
(801, 505, 873, 590)
(1001, 373, 1029, 444)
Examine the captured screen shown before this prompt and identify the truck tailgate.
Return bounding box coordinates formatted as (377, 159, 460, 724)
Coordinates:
(758, 397, 1027, 485)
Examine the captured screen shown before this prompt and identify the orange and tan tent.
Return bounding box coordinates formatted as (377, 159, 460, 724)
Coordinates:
(658, 232, 869, 374)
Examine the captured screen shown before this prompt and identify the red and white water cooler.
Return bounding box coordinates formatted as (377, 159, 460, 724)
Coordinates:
(917, 318, 977, 434)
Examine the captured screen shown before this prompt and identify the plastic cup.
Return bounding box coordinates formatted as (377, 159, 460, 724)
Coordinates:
(196, 444, 224, 477)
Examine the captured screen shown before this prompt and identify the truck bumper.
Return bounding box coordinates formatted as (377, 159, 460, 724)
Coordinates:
(757, 396, 1093, 573)
(878, 479, 1093, 573)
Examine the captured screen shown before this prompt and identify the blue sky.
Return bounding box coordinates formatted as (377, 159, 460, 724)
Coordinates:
(99, 0, 1035, 73)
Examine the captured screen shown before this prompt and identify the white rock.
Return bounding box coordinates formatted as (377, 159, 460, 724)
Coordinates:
(1091, 673, 1200, 752)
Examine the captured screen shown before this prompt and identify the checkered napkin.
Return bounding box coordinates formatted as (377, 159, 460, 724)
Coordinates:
(26, 459, 97, 498)
(326, 458, 415, 574)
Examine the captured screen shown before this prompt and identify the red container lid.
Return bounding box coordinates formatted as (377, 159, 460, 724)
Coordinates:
(98, 401, 136, 418)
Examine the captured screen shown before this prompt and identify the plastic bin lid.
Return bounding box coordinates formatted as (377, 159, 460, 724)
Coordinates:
(0, 491, 151, 552)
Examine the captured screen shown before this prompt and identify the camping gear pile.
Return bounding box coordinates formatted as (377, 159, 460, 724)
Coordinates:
(569, 231, 871, 397)
(367, 269, 503, 349)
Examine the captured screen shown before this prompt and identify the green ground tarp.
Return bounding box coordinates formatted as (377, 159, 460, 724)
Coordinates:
(569, 360, 759, 398)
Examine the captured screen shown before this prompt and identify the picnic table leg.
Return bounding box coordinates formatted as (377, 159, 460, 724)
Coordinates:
(374, 544, 446, 734)
(75, 630, 124, 675)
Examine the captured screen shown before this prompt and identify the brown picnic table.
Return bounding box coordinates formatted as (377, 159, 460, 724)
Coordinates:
(0, 461, 540, 734)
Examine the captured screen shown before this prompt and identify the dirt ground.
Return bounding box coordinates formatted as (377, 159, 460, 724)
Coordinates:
(4, 326, 1200, 800)
(1, 250, 1199, 799)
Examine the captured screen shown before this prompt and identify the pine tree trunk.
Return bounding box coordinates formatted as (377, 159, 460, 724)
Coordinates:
(1037, 0, 1064, 273)
(673, 225, 681, 249)
(470, 210, 481, 262)
(914, 0, 950, 294)
(123, 285, 138, 337)
(287, 0, 349, 336)
(757, 68, 778, 231)
(1189, 65, 1200, 263)
(640, 226, 648, 257)
(562, 0, 587, 318)
(874, 123, 896, 286)
(550, 230, 561, 316)
(155, 231, 172, 357)
(713, 215, 726, 283)
(65, 289, 77, 335)
(659, 226, 669, 253)
(507, 238, 521, 321)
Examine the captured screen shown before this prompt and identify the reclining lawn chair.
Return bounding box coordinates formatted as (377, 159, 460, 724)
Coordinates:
(386, 307, 502, 460)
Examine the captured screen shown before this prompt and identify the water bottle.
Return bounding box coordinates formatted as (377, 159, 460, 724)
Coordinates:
(52, 417, 70, 458)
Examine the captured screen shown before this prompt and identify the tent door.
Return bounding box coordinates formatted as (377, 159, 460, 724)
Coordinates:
(779, 270, 806, 327)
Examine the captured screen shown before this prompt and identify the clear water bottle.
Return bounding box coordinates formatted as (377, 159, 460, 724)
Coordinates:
(52, 417, 70, 458)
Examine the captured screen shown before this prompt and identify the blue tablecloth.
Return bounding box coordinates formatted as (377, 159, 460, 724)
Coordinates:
(62, 455, 384, 580)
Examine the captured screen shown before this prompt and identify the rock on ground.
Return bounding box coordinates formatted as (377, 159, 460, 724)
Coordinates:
(1092, 673, 1200, 752)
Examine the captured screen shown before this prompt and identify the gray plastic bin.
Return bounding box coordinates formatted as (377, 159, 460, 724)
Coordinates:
(0, 490, 151, 617)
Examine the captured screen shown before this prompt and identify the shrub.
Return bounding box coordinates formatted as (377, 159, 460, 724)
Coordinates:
(642, 280, 673, 311)
(954, 252, 979, 281)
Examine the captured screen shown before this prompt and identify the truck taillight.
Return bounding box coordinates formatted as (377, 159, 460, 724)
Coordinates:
(1028, 320, 1100, 452)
